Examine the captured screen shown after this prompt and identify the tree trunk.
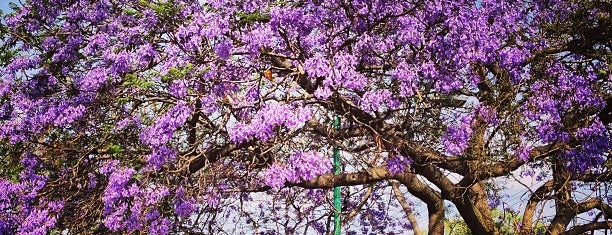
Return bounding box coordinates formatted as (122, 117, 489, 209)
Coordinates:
(391, 181, 424, 235)
(453, 182, 498, 235)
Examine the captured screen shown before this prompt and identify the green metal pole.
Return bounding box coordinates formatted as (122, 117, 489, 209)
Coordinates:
(332, 116, 341, 235)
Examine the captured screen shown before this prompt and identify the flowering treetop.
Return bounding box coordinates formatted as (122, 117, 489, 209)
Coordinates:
(0, 0, 610, 234)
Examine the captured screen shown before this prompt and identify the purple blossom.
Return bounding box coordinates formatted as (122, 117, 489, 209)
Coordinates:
(200, 95, 219, 115)
(144, 146, 177, 171)
(135, 44, 158, 67)
(360, 89, 400, 112)
(169, 80, 187, 98)
(515, 144, 532, 162)
(264, 151, 331, 189)
(476, 105, 499, 125)
(215, 41, 232, 60)
(101, 164, 173, 233)
(78, 68, 107, 91)
(53, 104, 86, 126)
(304, 53, 330, 78)
(1, 0, 610, 234)
(392, 61, 418, 97)
(108, 51, 131, 75)
(331, 53, 367, 90)
(148, 217, 170, 235)
(173, 187, 195, 218)
(270, 6, 318, 37)
(442, 113, 475, 155)
(563, 135, 609, 172)
(88, 173, 97, 189)
(488, 195, 501, 208)
(314, 86, 333, 100)
(99, 160, 120, 175)
(263, 164, 294, 189)
(140, 102, 192, 147)
(228, 103, 312, 143)
(386, 155, 412, 175)
(289, 151, 332, 181)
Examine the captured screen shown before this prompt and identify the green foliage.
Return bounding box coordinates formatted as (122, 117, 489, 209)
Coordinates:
(162, 63, 194, 83)
(0, 21, 16, 67)
(123, 73, 154, 89)
(8, 2, 20, 12)
(0, 142, 24, 182)
(107, 144, 123, 154)
(237, 11, 271, 25)
(0, 43, 15, 67)
(122, 7, 142, 17)
(445, 209, 547, 235)
(140, 0, 179, 19)
(445, 216, 472, 235)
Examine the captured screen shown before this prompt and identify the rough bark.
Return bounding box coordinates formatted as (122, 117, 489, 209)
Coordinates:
(391, 181, 424, 235)
(521, 180, 554, 234)
(561, 221, 612, 235)
(452, 181, 498, 235)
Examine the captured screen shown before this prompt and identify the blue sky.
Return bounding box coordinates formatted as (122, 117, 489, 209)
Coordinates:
(0, 1, 16, 14)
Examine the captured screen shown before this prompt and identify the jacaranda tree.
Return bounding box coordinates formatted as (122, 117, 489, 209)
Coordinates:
(0, 0, 610, 234)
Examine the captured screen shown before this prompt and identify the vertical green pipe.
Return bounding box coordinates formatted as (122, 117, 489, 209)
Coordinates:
(332, 116, 341, 235)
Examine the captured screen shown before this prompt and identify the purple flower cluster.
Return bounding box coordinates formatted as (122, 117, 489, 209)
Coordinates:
(392, 61, 419, 97)
(520, 61, 609, 172)
(303, 52, 368, 93)
(84, 33, 110, 55)
(442, 113, 475, 155)
(386, 155, 412, 175)
(515, 143, 533, 162)
(0, 155, 63, 235)
(563, 120, 609, 172)
(264, 164, 295, 189)
(488, 194, 501, 208)
(169, 80, 188, 99)
(270, 6, 319, 38)
(174, 7, 229, 54)
(140, 102, 192, 147)
(360, 89, 400, 113)
(100, 164, 173, 234)
(289, 151, 333, 181)
(264, 151, 332, 189)
(214, 42, 233, 60)
(476, 105, 499, 125)
(173, 187, 196, 218)
(229, 103, 312, 143)
(77, 68, 108, 92)
(0, 0, 610, 233)
(144, 146, 177, 171)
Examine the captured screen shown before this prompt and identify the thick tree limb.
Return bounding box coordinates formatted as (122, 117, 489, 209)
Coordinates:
(475, 143, 561, 181)
(547, 198, 612, 234)
(561, 221, 612, 235)
(452, 182, 498, 235)
(293, 166, 392, 189)
(521, 179, 555, 234)
(227, 165, 445, 234)
(187, 141, 252, 173)
(394, 171, 445, 235)
(391, 181, 424, 235)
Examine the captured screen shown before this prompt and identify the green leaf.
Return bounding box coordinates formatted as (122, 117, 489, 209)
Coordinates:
(161, 64, 194, 83)
(237, 11, 271, 24)
(123, 8, 141, 17)
(123, 73, 154, 89)
(108, 144, 123, 154)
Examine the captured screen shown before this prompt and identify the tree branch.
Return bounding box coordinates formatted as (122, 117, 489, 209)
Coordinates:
(521, 179, 555, 234)
(391, 181, 424, 235)
(561, 221, 612, 235)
